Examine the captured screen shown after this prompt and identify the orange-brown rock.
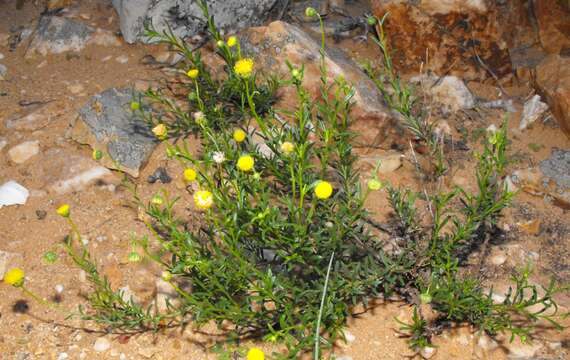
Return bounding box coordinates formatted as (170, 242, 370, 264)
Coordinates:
(534, 55, 570, 139)
(370, 0, 512, 80)
(534, 0, 570, 55)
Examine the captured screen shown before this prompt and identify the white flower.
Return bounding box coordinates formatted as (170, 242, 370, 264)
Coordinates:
(212, 151, 225, 164)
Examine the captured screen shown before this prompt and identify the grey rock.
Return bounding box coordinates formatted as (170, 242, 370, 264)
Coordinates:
(540, 149, 570, 189)
(0, 63, 6, 80)
(26, 16, 94, 56)
(520, 95, 548, 131)
(147, 167, 172, 184)
(72, 88, 157, 177)
(112, 0, 286, 44)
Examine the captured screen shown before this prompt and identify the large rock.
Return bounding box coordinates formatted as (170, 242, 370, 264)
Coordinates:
(534, 0, 570, 55)
(25, 16, 121, 57)
(370, 0, 512, 80)
(26, 15, 94, 56)
(534, 55, 570, 139)
(242, 21, 401, 148)
(70, 88, 158, 177)
(112, 0, 286, 44)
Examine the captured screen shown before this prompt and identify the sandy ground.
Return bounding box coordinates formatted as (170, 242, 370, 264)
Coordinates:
(1, 1, 569, 359)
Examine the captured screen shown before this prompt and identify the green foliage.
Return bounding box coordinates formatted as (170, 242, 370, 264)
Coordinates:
(49, 4, 567, 359)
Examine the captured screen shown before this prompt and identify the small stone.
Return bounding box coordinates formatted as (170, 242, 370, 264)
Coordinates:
(520, 95, 549, 130)
(116, 55, 129, 63)
(0, 138, 7, 151)
(334, 357, 353, 360)
(411, 75, 475, 111)
(147, 167, 172, 184)
(26, 16, 94, 57)
(491, 254, 507, 266)
(8, 140, 40, 164)
(57, 352, 68, 360)
(68, 83, 85, 95)
(420, 346, 437, 359)
(36, 210, 47, 220)
(505, 340, 542, 359)
(55, 284, 64, 294)
(518, 219, 541, 235)
(0, 181, 29, 208)
(93, 337, 111, 352)
(138, 347, 156, 358)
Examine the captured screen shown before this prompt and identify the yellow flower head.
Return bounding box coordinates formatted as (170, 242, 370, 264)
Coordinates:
(234, 58, 254, 78)
(227, 36, 238, 48)
(152, 123, 168, 139)
(183, 168, 197, 182)
(247, 348, 265, 360)
(280, 141, 295, 155)
(237, 154, 255, 172)
(151, 195, 164, 206)
(187, 68, 199, 79)
(3, 268, 25, 287)
(367, 179, 383, 191)
(314, 181, 333, 200)
(233, 128, 247, 143)
(194, 190, 214, 210)
(57, 204, 70, 218)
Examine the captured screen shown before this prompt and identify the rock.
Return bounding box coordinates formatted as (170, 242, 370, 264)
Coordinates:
(0, 138, 7, 151)
(411, 75, 475, 111)
(27, 148, 119, 194)
(90, 28, 121, 47)
(505, 340, 542, 359)
(0, 181, 29, 208)
(56, 352, 68, 360)
(5, 102, 67, 131)
(155, 278, 179, 313)
(112, 0, 286, 44)
(519, 95, 548, 130)
(534, 0, 570, 55)
(361, 152, 404, 174)
(8, 140, 40, 164)
(420, 346, 437, 359)
(93, 337, 111, 352)
(70, 88, 158, 177)
(540, 149, 570, 189)
(147, 167, 172, 184)
(371, 0, 511, 80)
(115, 55, 129, 64)
(26, 16, 94, 57)
(535, 55, 570, 139)
(0, 63, 6, 80)
(475, 333, 499, 358)
(242, 21, 398, 148)
(491, 253, 507, 266)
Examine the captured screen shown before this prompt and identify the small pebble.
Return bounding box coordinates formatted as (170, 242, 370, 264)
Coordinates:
(147, 167, 172, 184)
(57, 353, 68, 360)
(420, 346, 437, 359)
(491, 254, 507, 266)
(36, 210, 47, 220)
(55, 284, 64, 294)
(93, 337, 111, 352)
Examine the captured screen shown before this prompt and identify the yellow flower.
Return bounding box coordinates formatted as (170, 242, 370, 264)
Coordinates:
(367, 179, 383, 191)
(3, 268, 25, 287)
(234, 58, 254, 78)
(186, 68, 199, 79)
(237, 154, 255, 172)
(314, 181, 333, 200)
(233, 128, 247, 143)
(194, 190, 214, 210)
(183, 168, 197, 182)
(57, 204, 70, 218)
(246, 348, 264, 360)
(227, 36, 238, 47)
(280, 141, 295, 155)
(151, 195, 164, 205)
(152, 124, 168, 139)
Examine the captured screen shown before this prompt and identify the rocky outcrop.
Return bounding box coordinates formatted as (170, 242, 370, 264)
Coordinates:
(112, 0, 287, 44)
(534, 55, 570, 139)
(242, 21, 401, 148)
(370, 0, 512, 80)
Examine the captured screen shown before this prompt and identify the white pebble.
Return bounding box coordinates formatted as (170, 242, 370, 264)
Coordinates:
(93, 337, 111, 352)
(55, 284, 64, 294)
(57, 353, 68, 360)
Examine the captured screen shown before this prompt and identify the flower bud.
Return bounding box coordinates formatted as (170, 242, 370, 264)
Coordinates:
(305, 7, 317, 17)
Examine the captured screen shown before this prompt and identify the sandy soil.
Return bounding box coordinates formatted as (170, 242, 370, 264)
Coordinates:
(1, 1, 569, 359)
